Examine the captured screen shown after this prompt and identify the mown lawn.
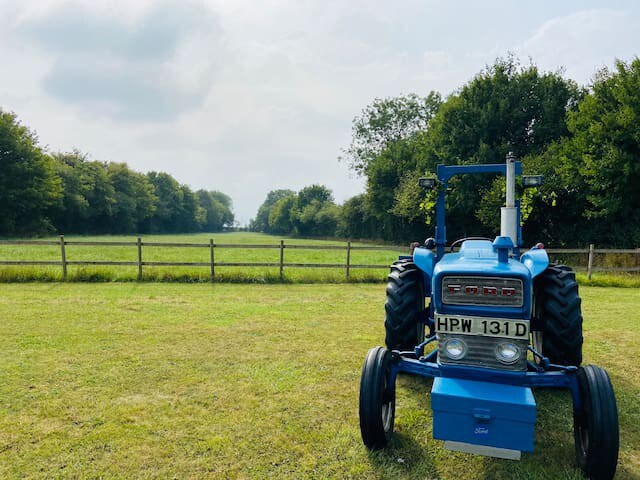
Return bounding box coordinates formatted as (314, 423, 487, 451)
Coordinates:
(0, 232, 407, 283)
(0, 284, 638, 479)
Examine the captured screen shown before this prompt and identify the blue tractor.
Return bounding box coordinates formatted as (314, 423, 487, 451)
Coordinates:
(359, 154, 619, 480)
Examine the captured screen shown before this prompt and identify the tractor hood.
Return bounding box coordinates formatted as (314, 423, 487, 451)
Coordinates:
(432, 239, 533, 319)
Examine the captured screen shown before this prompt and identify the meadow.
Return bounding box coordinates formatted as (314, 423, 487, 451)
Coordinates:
(0, 283, 637, 479)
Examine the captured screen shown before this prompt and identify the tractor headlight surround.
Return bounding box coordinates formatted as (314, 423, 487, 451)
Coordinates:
(495, 341, 522, 365)
(443, 338, 467, 360)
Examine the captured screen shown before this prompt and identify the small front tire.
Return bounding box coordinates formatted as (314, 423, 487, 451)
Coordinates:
(574, 365, 619, 480)
(359, 347, 395, 449)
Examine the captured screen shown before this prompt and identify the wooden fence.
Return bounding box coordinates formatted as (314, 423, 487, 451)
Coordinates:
(0, 237, 637, 280)
(0, 236, 409, 280)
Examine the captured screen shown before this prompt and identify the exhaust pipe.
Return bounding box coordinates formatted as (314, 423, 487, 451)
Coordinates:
(500, 152, 518, 246)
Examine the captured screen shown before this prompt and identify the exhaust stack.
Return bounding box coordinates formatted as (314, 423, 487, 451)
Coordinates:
(500, 153, 518, 246)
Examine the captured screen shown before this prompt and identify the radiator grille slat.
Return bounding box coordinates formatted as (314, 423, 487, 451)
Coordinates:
(438, 333, 528, 371)
(442, 276, 523, 307)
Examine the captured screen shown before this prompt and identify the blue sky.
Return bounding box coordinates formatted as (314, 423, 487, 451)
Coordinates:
(1, 0, 639, 224)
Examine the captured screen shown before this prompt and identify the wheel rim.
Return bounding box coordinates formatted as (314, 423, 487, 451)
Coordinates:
(381, 401, 393, 431)
(578, 418, 590, 456)
(381, 368, 394, 432)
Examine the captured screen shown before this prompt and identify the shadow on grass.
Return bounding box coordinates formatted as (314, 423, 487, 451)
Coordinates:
(364, 371, 638, 479)
(367, 432, 439, 480)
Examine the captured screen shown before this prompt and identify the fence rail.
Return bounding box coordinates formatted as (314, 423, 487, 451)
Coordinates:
(0, 236, 411, 280)
(0, 237, 637, 281)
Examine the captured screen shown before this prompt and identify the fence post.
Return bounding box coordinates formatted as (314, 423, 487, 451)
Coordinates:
(587, 244, 594, 280)
(210, 238, 215, 281)
(59, 235, 67, 280)
(346, 241, 351, 279)
(279, 240, 285, 280)
(137, 237, 143, 281)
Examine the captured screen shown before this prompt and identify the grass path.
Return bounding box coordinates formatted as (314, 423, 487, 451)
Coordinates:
(0, 284, 638, 479)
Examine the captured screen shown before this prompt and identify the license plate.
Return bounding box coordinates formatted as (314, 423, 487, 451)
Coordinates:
(435, 314, 529, 339)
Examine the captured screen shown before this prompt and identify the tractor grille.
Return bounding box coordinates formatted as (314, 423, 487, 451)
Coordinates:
(442, 276, 523, 307)
(437, 333, 528, 371)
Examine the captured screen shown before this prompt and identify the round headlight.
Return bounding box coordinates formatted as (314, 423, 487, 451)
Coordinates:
(495, 342, 521, 364)
(443, 338, 467, 360)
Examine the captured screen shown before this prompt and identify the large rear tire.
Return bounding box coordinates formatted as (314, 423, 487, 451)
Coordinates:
(574, 365, 619, 480)
(359, 347, 395, 449)
(384, 260, 425, 350)
(534, 264, 583, 366)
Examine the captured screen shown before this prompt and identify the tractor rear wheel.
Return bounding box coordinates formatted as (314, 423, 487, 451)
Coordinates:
(359, 346, 395, 449)
(574, 365, 619, 480)
(534, 264, 583, 366)
(384, 260, 425, 351)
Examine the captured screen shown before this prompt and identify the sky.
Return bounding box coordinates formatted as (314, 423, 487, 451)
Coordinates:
(1, 1, 639, 225)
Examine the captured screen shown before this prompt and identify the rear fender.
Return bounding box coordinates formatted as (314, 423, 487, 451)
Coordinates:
(413, 247, 435, 297)
(520, 248, 549, 279)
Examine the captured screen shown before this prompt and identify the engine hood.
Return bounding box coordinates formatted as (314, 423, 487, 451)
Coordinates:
(432, 240, 532, 319)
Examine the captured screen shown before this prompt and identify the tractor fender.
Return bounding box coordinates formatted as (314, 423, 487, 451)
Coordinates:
(520, 248, 549, 279)
(413, 247, 436, 296)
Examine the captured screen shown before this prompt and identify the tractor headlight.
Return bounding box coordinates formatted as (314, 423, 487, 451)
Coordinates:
(443, 338, 467, 360)
(495, 342, 522, 365)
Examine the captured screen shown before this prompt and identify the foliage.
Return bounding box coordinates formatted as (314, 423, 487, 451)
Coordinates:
(341, 92, 441, 174)
(0, 109, 62, 235)
(0, 109, 234, 236)
(341, 56, 596, 245)
(250, 189, 295, 232)
(254, 185, 342, 238)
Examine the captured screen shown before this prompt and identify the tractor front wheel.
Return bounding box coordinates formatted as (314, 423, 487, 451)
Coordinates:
(385, 260, 425, 351)
(359, 347, 395, 449)
(574, 365, 619, 480)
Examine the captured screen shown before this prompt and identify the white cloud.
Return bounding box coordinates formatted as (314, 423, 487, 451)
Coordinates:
(0, 0, 639, 224)
(514, 9, 640, 84)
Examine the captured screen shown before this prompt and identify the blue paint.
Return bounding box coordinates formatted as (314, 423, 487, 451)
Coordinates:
(413, 247, 435, 297)
(431, 240, 532, 319)
(520, 247, 549, 279)
(492, 236, 513, 263)
(431, 377, 536, 452)
(413, 247, 436, 275)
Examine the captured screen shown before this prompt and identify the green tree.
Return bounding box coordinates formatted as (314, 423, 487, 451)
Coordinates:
(396, 56, 581, 241)
(290, 185, 336, 236)
(196, 190, 225, 232)
(527, 58, 640, 247)
(208, 191, 234, 227)
(268, 195, 296, 234)
(342, 92, 441, 174)
(146, 172, 184, 232)
(338, 194, 378, 239)
(0, 109, 62, 235)
(106, 163, 157, 233)
(251, 189, 295, 232)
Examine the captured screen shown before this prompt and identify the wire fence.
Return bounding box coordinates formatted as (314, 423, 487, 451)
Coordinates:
(0, 237, 637, 281)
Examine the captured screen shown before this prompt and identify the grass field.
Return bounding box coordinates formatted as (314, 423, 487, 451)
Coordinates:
(0, 283, 637, 479)
(0, 232, 407, 283)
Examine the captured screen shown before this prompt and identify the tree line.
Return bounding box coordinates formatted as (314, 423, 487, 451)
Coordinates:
(0, 110, 233, 236)
(252, 56, 640, 247)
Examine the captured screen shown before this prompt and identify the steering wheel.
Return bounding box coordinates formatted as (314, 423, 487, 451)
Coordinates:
(449, 237, 493, 253)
